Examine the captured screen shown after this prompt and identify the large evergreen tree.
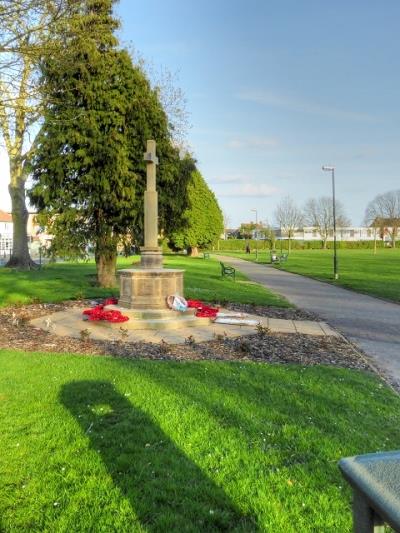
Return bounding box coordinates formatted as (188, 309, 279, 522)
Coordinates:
(30, 0, 180, 286)
(169, 161, 223, 256)
(122, 69, 187, 245)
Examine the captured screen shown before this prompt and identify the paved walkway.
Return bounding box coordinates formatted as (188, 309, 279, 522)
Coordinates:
(219, 256, 400, 385)
(30, 307, 338, 345)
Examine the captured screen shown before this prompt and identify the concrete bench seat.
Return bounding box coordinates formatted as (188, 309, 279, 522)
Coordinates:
(270, 252, 288, 264)
(339, 450, 400, 532)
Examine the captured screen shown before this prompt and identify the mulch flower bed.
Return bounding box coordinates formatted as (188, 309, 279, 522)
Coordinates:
(224, 302, 319, 321)
(0, 301, 375, 374)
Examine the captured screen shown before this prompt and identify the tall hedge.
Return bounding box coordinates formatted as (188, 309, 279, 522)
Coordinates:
(216, 239, 392, 251)
(169, 169, 223, 255)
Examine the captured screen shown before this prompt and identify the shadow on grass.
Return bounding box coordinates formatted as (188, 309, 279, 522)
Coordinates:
(60, 380, 255, 532)
(0, 262, 116, 305)
(132, 362, 400, 465)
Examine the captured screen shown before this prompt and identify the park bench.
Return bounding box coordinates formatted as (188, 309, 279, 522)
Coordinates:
(339, 450, 400, 532)
(270, 252, 288, 264)
(220, 261, 235, 281)
(203, 252, 210, 259)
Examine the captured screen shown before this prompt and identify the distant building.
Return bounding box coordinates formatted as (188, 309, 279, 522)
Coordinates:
(371, 218, 400, 242)
(223, 228, 241, 239)
(0, 212, 53, 257)
(0, 210, 13, 254)
(274, 226, 388, 242)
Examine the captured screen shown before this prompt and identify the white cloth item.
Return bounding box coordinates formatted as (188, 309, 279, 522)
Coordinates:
(167, 294, 188, 312)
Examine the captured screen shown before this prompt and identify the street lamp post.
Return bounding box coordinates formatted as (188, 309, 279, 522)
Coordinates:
(322, 165, 339, 280)
(251, 209, 258, 261)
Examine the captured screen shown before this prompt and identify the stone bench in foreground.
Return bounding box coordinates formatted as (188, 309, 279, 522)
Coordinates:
(339, 450, 400, 532)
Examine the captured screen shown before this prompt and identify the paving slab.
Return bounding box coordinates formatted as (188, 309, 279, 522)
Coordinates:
(294, 320, 327, 336)
(30, 306, 338, 345)
(217, 255, 400, 386)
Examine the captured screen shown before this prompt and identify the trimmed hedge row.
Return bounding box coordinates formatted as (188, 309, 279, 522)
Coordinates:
(213, 239, 396, 251)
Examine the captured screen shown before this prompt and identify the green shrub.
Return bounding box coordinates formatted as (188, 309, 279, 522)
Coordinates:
(215, 239, 395, 251)
(215, 239, 273, 251)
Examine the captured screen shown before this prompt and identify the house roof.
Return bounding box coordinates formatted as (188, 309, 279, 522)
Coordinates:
(0, 210, 12, 223)
(372, 217, 400, 227)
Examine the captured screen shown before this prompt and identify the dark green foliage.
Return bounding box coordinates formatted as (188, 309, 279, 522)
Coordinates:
(169, 165, 223, 254)
(29, 0, 181, 285)
(217, 239, 274, 251)
(122, 70, 184, 244)
(29, 0, 135, 286)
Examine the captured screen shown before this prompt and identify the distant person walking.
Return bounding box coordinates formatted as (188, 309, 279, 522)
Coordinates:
(245, 243, 251, 254)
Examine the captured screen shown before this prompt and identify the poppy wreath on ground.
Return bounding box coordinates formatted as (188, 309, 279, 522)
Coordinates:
(103, 297, 118, 306)
(187, 299, 219, 319)
(82, 298, 129, 323)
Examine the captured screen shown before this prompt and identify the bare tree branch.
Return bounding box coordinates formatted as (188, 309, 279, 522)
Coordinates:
(365, 190, 400, 247)
(303, 196, 350, 248)
(274, 196, 303, 252)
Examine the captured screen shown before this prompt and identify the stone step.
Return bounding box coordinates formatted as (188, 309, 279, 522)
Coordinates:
(96, 310, 210, 331)
(105, 305, 196, 320)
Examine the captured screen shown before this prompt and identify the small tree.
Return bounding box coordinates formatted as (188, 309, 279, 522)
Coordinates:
(365, 190, 400, 248)
(169, 167, 223, 256)
(274, 196, 303, 252)
(259, 221, 276, 250)
(239, 222, 256, 240)
(304, 196, 350, 249)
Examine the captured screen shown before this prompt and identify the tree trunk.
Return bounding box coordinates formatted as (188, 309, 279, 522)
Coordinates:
(5, 181, 37, 269)
(392, 229, 397, 248)
(95, 238, 117, 288)
(96, 251, 117, 288)
(188, 246, 199, 257)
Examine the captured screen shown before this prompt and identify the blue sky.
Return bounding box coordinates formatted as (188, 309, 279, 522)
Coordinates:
(1, 0, 399, 227)
(116, 0, 400, 226)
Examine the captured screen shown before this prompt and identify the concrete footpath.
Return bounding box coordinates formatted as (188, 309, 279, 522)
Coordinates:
(219, 256, 400, 386)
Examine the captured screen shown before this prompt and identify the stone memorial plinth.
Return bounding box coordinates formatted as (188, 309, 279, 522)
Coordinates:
(112, 140, 187, 323)
(118, 268, 184, 310)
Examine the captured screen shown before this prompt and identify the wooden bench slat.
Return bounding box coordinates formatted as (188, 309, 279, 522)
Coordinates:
(220, 261, 235, 281)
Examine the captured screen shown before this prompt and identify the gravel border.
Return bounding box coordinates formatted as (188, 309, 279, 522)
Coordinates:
(224, 303, 319, 321)
(0, 301, 377, 375)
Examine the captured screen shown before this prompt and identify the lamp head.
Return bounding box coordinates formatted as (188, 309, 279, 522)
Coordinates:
(322, 165, 335, 171)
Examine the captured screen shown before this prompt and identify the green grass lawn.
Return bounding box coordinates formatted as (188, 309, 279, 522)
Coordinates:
(275, 249, 400, 303)
(0, 255, 288, 308)
(217, 249, 400, 303)
(1, 350, 400, 532)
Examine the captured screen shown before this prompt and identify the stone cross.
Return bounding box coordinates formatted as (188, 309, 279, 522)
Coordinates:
(141, 140, 163, 268)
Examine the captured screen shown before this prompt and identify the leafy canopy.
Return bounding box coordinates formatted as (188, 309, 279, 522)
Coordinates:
(169, 161, 223, 251)
(29, 0, 182, 261)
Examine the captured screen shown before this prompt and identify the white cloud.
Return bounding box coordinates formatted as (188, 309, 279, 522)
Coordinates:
(209, 175, 245, 184)
(226, 136, 279, 149)
(237, 90, 377, 122)
(219, 183, 279, 198)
